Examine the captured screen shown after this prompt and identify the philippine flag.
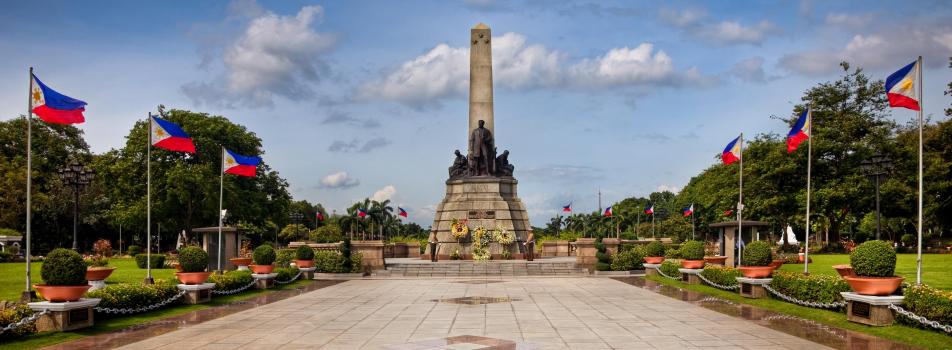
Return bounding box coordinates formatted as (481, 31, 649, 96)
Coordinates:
(786, 108, 811, 153)
(603, 206, 613, 217)
(31, 73, 86, 124)
(562, 203, 572, 212)
(151, 116, 196, 153)
(223, 148, 260, 177)
(357, 208, 368, 218)
(722, 136, 741, 165)
(682, 204, 694, 217)
(644, 204, 654, 215)
(398, 207, 408, 218)
(316, 212, 324, 221)
(885, 61, 920, 111)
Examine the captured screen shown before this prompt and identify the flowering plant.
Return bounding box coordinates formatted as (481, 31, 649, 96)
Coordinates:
(493, 228, 514, 245)
(93, 238, 113, 257)
(473, 247, 491, 261)
(451, 219, 469, 240)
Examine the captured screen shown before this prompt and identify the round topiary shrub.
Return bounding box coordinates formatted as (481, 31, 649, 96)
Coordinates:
(178, 246, 208, 273)
(741, 241, 772, 266)
(253, 245, 276, 265)
(680, 240, 705, 260)
(127, 245, 142, 256)
(295, 246, 314, 260)
(644, 241, 665, 257)
(41, 248, 87, 286)
(850, 240, 896, 277)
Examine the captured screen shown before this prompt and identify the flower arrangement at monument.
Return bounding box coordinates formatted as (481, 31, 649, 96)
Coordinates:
(472, 226, 492, 261)
(450, 219, 469, 241)
(493, 228, 514, 245)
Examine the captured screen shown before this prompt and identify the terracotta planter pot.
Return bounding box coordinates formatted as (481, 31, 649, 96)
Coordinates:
(249, 264, 274, 274)
(768, 260, 785, 269)
(171, 262, 183, 272)
(230, 257, 252, 267)
(33, 285, 91, 302)
(844, 276, 904, 296)
(175, 271, 213, 285)
(703, 256, 727, 265)
(294, 259, 314, 268)
(737, 266, 774, 278)
(85, 267, 117, 281)
(681, 260, 705, 269)
(644, 256, 665, 264)
(832, 264, 855, 278)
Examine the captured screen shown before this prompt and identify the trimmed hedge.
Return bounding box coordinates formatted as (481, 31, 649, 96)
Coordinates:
(851, 240, 896, 277)
(659, 260, 681, 277)
(210, 270, 254, 291)
(275, 267, 300, 281)
(275, 249, 295, 268)
(663, 247, 681, 259)
(41, 248, 87, 286)
(742, 241, 772, 266)
(700, 265, 741, 288)
(295, 246, 314, 260)
(769, 271, 850, 305)
(135, 254, 167, 269)
(0, 304, 36, 339)
(644, 241, 665, 257)
(126, 245, 142, 256)
(253, 245, 276, 265)
(595, 239, 611, 271)
(87, 280, 179, 313)
(177, 246, 207, 272)
(313, 250, 362, 273)
(680, 240, 705, 260)
(899, 284, 952, 328)
(610, 248, 644, 271)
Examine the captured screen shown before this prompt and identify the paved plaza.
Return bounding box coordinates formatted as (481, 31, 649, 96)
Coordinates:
(118, 278, 830, 350)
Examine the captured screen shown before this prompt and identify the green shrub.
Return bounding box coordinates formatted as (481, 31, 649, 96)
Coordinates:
(851, 240, 896, 277)
(663, 247, 681, 259)
(350, 252, 362, 273)
(275, 249, 295, 268)
(900, 233, 916, 247)
(126, 245, 142, 256)
(680, 240, 705, 260)
(253, 245, 276, 265)
(210, 270, 254, 291)
(899, 284, 952, 328)
(87, 280, 179, 313)
(611, 249, 644, 271)
(0, 304, 37, 339)
(84, 255, 109, 267)
(41, 248, 87, 286)
(295, 246, 315, 260)
(741, 241, 772, 266)
(309, 225, 344, 243)
(177, 246, 207, 273)
(0, 251, 14, 262)
(341, 239, 353, 271)
(135, 254, 167, 269)
(659, 260, 681, 277)
(700, 265, 741, 288)
(314, 250, 349, 273)
(275, 267, 300, 281)
(769, 271, 850, 305)
(644, 241, 665, 257)
(595, 262, 611, 271)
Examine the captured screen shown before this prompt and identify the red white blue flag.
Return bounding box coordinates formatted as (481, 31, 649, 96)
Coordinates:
(223, 148, 260, 177)
(722, 136, 741, 165)
(31, 73, 86, 124)
(151, 116, 196, 153)
(357, 208, 368, 218)
(644, 204, 654, 215)
(398, 207, 408, 218)
(316, 212, 324, 221)
(885, 61, 920, 111)
(603, 206, 612, 217)
(682, 204, 694, 217)
(786, 108, 811, 153)
(562, 203, 572, 212)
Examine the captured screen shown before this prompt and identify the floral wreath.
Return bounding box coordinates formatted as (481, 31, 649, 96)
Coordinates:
(493, 228, 515, 245)
(451, 219, 469, 240)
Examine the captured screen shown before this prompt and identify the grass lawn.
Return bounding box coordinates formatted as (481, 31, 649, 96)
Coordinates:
(646, 275, 952, 349)
(0, 258, 176, 302)
(777, 253, 952, 290)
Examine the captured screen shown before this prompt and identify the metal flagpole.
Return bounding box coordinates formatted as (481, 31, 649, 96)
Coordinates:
(916, 56, 923, 285)
(218, 146, 225, 273)
(804, 107, 812, 275)
(636, 211, 640, 238)
(651, 210, 655, 238)
(738, 133, 744, 266)
(119, 223, 122, 257)
(691, 206, 695, 240)
(145, 113, 153, 285)
(22, 68, 35, 302)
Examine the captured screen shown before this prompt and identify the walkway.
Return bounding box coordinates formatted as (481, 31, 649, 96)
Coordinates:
(117, 278, 829, 349)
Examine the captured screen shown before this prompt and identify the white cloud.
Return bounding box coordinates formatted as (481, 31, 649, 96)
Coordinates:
(371, 185, 396, 202)
(183, 4, 338, 107)
(824, 13, 873, 27)
(729, 57, 768, 83)
(659, 8, 706, 27)
(568, 44, 675, 87)
(656, 185, 681, 194)
(319, 171, 360, 189)
(660, 9, 776, 46)
(328, 137, 391, 153)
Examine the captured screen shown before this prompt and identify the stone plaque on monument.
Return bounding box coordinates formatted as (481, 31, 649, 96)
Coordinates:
(430, 23, 531, 258)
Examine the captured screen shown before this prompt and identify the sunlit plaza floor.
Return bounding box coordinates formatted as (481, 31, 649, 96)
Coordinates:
(116, 278, 829, 350)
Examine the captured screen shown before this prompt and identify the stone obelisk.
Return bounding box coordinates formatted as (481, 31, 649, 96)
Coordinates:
(469, 23, 494, 138)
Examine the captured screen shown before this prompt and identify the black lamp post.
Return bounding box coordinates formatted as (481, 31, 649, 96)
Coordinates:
(57, 160, 95, 251)
(289, 212, 304, 242)
(860, 153, 892, 240)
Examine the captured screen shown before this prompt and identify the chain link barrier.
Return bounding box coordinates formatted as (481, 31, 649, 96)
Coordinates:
(94, 289, 188, 315)
(695, 271, 740, 290)
(761, 284, 846, 309)
(275, 270, 304, 285)
(652, 266, 682, 280)
(211, 280, 257, 296)
(0, 309, 49, 336)
(888, 304, 952, 334)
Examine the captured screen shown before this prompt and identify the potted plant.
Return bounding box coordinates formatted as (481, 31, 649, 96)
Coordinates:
(230, 241, 253, 268)
(844, 240, 902, 295)
(737, 241, 773, 278)
(85, 255, 116, 281)
(250, 244, 276, 274)
(35, 248, 90, 302)
(175, 246, 213, 284)
(294, 246, 315, 268)
(679, 241, 705, 269)
(643, 241, 665, 264)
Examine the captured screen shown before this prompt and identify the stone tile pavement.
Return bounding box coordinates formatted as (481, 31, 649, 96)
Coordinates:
(117, 278, 831, 349)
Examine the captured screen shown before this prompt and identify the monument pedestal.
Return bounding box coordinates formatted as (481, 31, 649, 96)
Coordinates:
(177, 283, 215, 304)
(252, 273, 277, 289)
(299, 267, 317, 280)
(430, 177, 530, 257)
(679, 268, 703, 285)
(736, 277, 772, 298)
(644, 263, 660, 276)
(574, 238, 598, 271)
(352, 240, 385, 272)
(841, 292, 904, 326)
(28, 298, 100, 332)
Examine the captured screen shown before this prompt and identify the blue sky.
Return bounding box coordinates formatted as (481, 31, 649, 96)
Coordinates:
(1, 0, 951, 227)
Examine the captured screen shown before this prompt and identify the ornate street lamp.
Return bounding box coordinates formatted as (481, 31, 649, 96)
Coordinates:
(57, 160, 95, 251)
(289, 212, 304, 243)
(860, 153, 892, 240)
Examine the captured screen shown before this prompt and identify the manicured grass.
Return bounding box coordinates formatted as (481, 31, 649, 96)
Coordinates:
(0, 258, 176, 302)
(777, 253, 952, 290)
(646, 275, 952, 349)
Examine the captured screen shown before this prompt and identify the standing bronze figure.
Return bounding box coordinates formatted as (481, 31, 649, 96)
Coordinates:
(468, 120, 495, 176)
